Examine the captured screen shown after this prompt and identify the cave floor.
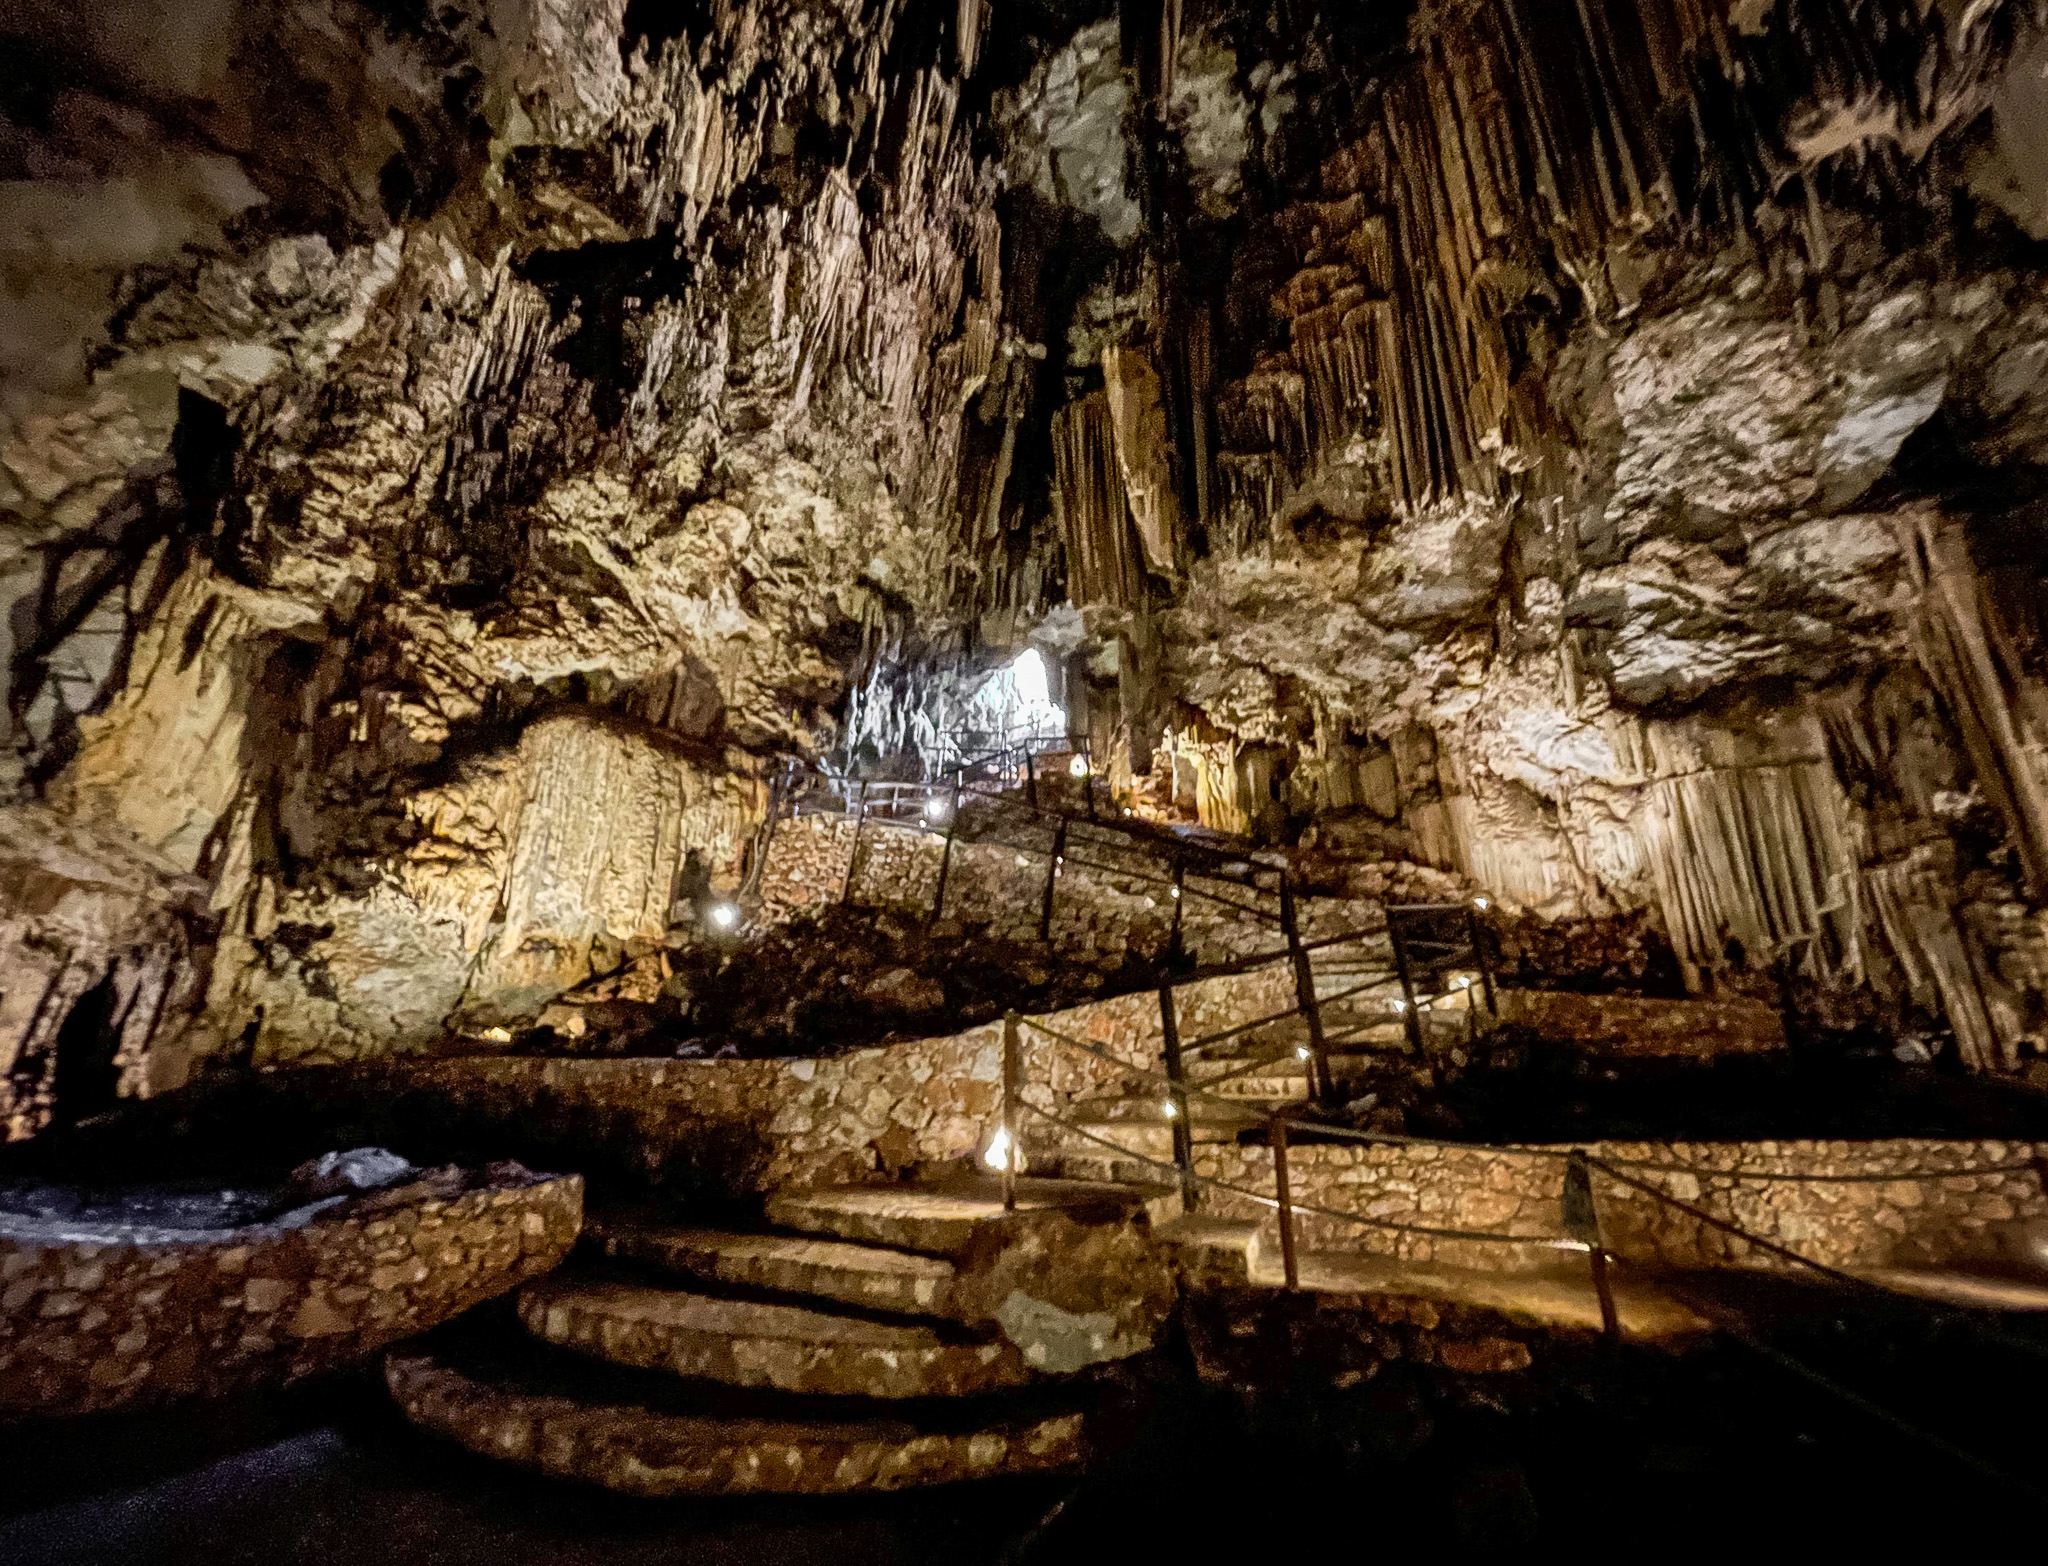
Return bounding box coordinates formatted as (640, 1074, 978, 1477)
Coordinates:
(8, 1307, 2048, 1561)
(0, 1377, 1068, 1566)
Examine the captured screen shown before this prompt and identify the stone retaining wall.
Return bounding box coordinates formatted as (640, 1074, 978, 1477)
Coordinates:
(1494, 991, 1785, 1057)
(0, 1170, 582, 1416)
(1194, 1137, 2048, 1275)
(351, 966, 1299, 1194)
(756, 815, 1373, 971)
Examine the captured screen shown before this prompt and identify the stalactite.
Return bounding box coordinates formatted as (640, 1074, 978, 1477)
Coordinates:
(1052, 393, 1147, 609)
(1636, 754, 1868, 987)
(1903, 515, 2048, 899)
(1865, 848, 2020, 1072)
(1218, 0, 2030, 516)
(1101, 346, 1181, 575)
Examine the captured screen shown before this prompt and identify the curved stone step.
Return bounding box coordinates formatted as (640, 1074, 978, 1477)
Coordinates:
(588, 1216, 961, 1319)
(387, 1349, 1087, 1496)
(518, 1274, 1029, 1398)
(764, 1177, 1160, 1257)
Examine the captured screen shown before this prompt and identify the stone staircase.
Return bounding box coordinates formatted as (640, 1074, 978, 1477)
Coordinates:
(1027, 979, 1491, 1186)
(388, 1173, 1177, 1495)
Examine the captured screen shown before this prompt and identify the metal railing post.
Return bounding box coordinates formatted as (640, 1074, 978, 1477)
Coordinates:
(1158, 985, 1199, 1212)
(840, 780, 869, 906)
(1271, 1114, 1300, 1291)
(1001, 1012, 1021, 1212)
(1024, 749, 1038, 811)
(929, 775, 961, 925)
(1564, 1151, 1620, 1341)
(1168, 853, 1186, 966)
(1467, 905, 1498, 1015)
(1039, 819, 1066, 942)
(1388, 914, 1426, 1057)
(1281, 874, 1334, 1105)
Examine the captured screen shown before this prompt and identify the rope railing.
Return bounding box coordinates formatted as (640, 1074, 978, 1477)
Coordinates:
(1002, 1004, 2048, 1309)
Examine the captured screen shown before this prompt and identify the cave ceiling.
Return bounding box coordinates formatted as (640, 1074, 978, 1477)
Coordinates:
(4, 0, 2048, 1101)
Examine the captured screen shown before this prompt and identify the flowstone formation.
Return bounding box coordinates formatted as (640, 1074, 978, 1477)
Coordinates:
(7, 0, 2048, 1145)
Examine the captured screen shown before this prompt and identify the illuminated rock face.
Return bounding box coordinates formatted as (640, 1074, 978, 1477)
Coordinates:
(5, 0, 2048, 1107)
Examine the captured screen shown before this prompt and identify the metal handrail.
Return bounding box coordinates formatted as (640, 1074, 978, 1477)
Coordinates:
(1011, 1099, 1583, 1250)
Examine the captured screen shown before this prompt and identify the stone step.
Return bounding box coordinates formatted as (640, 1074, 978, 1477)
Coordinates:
(764, 1176, 1161, 1258)
(388, 1346, 1088, 1496)
(519, 1273, 1028, 1399)
(1201, 1071, 1312, 1101)
(588, 1214, 961, 1320)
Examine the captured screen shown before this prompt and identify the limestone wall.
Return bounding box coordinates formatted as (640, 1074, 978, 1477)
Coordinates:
(352, 965, 1299, 1193)
(1194, 1137, 2048, 1275)
(0, 1169, 582, 1415)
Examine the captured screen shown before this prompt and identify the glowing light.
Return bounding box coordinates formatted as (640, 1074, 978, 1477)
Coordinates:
(982, 1125, 1019, 1173)
(707, 902, 740, 931)
(1473, 896, 1491, 911)
(1162, 1100, 1180, 1120)
(1069, 755, 1090, 779)
(1453, 975, 1472, 990)
(1392, 998, 1408, 1013)
(1015, 855, 1030, 867)
(923, 796, 951, 824)
(1170, 887, 1181, 899)
(1296, 1046, 1312, 1060)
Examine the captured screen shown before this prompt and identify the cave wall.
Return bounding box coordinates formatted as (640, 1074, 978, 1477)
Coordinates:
(0, 0, 1016, 1120)
(10, 0, 2048, 1121)
(1027, 0, 2048, 1070)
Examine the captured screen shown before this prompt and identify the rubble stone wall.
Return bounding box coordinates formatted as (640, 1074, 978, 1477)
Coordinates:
(352, 965, 1300, 1193)
(1494, 991, 1786, 1058)
(756, 814, 1372, 969)
(0, 1171, 581, 1416)
(1194, 1138, 2048, 1275)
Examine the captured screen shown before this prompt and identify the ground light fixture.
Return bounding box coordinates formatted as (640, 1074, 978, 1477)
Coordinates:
(707, 901, 740, 931)
(1473, 895, 1491, 911)
(923, 796, 950, 823)
(981, 1125, 1017, 1172)
(1069, 755, 1090, 778)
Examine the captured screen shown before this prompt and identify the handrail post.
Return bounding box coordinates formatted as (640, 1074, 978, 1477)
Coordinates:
(1564, 1151, 1621, 1341)
(1271, 1114, 1300, 1291)
(1084, 747, 1098, 822)
(929, 774, 962, 925)
(1467, 905, 1498, 1015)
(1281, 874, 1334, 1105)
(1001, 1012, 1021, 1212)
(1024, 749, 1038, 811)
(1039, 819, 1066, 942)
(1158, 985, 1199, 1212)
(1388, 914, 1426, 1057)
(840, 780, 869, 906)
(1167, 853, 1187, 967)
